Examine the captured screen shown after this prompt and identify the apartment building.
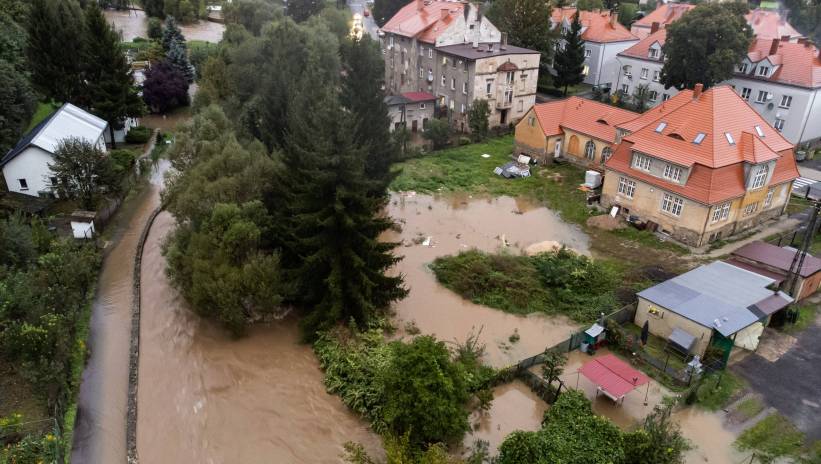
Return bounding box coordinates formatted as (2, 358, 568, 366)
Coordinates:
(630, 3, 693, 39)
(551, 7, 638, 88)
(727, 37, 821, 145)
(381, 0, 540, 130)
(602, 85, 800, 247)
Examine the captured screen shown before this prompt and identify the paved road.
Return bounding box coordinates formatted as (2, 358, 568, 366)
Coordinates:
(732, 314, 821, 440)
(348, 0, 378, 39)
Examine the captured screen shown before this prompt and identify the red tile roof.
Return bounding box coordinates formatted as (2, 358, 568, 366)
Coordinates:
(401, 91, 436, 102)
(606, 86, 800, 204)
(732, 241, 821, 277)
(380, 0, 464, 43)
(632, 3, 695, 31)
(742, 38, 821, 88)
(619, 28, 666, 61)
(552, 7, 637, 43)
(532, 97, 638, 142)
(745, 9, 802, 39)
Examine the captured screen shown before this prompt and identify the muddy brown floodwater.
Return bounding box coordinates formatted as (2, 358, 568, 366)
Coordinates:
(385, 192, 590, 367)
(136, 212, 382, 463)
(104, 9, 225, 42)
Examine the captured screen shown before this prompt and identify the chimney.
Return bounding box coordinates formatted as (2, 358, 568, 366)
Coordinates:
(650, 21, 660, 34)
(769, 37, 780, 55)
(441, 8, 449, 20)
(472, 36, 479, 48)
(693, 83, 703, 100)
(610, 12, 618, 27)
(781, 35, 790, 42)
(798, 37, 807, 45)
(501, 32, 507, 50)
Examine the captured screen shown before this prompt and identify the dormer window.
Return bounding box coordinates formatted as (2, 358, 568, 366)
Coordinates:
(633, 153, 652, 171)
(664, 164, 683, 182)
(751, 164, 769, 189)
(757, 66, 770, 77)
(648, 48, 660, 59)
(738, 63, 748, 73)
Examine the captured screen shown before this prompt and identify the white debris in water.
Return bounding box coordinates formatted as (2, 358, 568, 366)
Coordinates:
(422, 236, 432, 246)
(481, 154, 491, 158)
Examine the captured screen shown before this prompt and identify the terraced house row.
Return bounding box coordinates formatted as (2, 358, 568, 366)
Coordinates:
(515, 85, 800, 247)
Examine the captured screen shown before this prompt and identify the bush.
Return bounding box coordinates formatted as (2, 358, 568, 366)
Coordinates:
(423, 119, 450, 150)
(458, 136, 471, 146)
(125, 125, 152, 143)
(109, 149, 136, 177)
(147, 17, 163, 39)
(133, 36, 147, 43)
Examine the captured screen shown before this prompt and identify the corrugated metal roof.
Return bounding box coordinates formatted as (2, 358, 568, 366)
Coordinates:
(669, 327, 696, 352)
(579, 354, 649, 399)
(638, 261, 781, 336)
(732, 241, 821, 277)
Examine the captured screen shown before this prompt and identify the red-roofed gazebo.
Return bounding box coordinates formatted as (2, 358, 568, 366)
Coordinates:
(578, 354, 649, 403)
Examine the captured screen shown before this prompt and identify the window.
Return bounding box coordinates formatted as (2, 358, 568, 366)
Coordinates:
(389, 36, 394, 48)
(756, 90, 770, 103)
(442, 56, 448, 66)
(504, 89, 513, 103)
(505, 71, 514, 85)
(618, 177, 636, 198)
(743, 202, 759, 216)
(633, 153, 652, 171)
(741, 87, 751, 100)
(428, 48, 433, 58)
(725, 132, 735, 145)
(582, 65, 589, 76)
(693, 132, 706, 144)
(18, 178, 28, 190)
(654, 122, 667, 133)
(441, 74, 446, 86)
(662, 93, 670, 101)
(764, 188, 774, 207)
(601, 147, 612, 164)
(584, 48, 591, 58)
(50, 177, 58, 186)
(752, 164, 769, 189)
(649, 90, 658, 101)
(419, 67, 424, 78)
(640, 68, 649, 80)
(621, 84, 629, 94)
(451, 78, 456, 90)
(486, 80, 493, 95)
(754, 125, 765, 137)
(757, 66, 770, 77)
(461, 103, 466, 114)
(664, 164, 682, 182)
(648, 48, 660, 59)
(712, 202, 731, 222)
(462, 82, 468, 94)
(520, 74, 528, 90)
(419, 46, 424, 56)
(738, 63, 748, 73)
(661, 193, 684, 216)
(528, 116, 536, 127)
(779, 95, 792, 108)
(584, 141, 596, 160)
(419, 103, 426, 109)
(652, 70, 660, 82)
(774, 118, 785, 132)
(518, 100, 524, 112)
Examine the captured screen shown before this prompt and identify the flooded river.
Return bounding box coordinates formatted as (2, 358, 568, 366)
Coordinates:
(385, 192, 589, 367)
(104, 9, 225, 42)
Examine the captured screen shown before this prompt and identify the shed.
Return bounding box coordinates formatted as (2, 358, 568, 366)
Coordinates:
(70, 210, 96, 239)
(728, 241, 821, 301)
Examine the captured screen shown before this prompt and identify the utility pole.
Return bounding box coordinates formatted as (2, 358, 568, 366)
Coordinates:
(780, 184, 821, 320)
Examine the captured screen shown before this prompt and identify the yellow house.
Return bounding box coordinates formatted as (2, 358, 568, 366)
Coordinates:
(603, 85, 800, 247)
(514, 97, 638, 166)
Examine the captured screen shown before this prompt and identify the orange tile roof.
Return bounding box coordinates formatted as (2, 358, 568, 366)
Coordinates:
(633, 3, 695, 30)
(533, 97, 639, 142)
(745, 9, 802, 39)
(552, 8, 637, 43)
(742, 38, 821, 88)
(606, 85, 799, 204)
(619, 28, 666, 61)
(616, 89, 693, 133)
(381, 0, 464, 43)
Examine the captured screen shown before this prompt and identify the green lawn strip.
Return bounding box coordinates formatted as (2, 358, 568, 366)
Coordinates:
(733, 397, 765, 422)
(781, 305, 818, 335)
(694, 371, 746, 411)
(735, 413, 804, 460)
(61, 291, 95, 457)
(622, 324, 688, 372)
(26, 101, 62, 132)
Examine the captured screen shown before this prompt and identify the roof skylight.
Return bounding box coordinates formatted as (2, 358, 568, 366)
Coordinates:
(754, 125, 765, 137)
(693, 132, 706, 144)
(725, 132, 735, 145)
(655, 122, 667, 133)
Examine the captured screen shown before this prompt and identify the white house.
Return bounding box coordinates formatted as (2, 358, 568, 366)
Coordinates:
(727, 37, 821, 145)
(1, 104, 108, 198)
(614, 25, 671, 105)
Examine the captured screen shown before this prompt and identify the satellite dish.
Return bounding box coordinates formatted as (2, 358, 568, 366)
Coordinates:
(767, 102, 774, 110)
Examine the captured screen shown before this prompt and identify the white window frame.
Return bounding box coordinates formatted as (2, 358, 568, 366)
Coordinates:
(428, 48, 433, 58)
(441, 74, 446, 86)
(774, 118, 785, 132)
(757, 66, 770, 77)
(743, 202, 759, 216)
(601, 147, 612, 164)
(584, 48, 591, 58)
(420, 103, 426, 109)
(779, 95, 792, 108)
(764, 188, 774, 207)
(621, 84, 629, 95)
(663, 164, 682, 182)
(419, 46, 424, 56)
(756, 90, 770, 103)
(505, 71, 514, 85)
(584, 141, 596, 160)
(741, 88, 751, 100)
(662, 93, 670, 101)
(451, 78, 456, 90)
(640, 68, 649, 80)
(712, 202, 731, 222)
(618, 177, 636, 198)
(633, 153, 652, 171)
(18, 178, 28, 190)
(462, 82, 468, 94)
(661, 193, 684, 216)
(738, 63, 748, 73)
(648, 48, 659, 59)
(652, 70, 660, 82)
(649, 90, 658, 101)
(751, 164, 769, 189)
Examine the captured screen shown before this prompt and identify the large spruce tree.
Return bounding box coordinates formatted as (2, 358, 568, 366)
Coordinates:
(83, 2, 144, 148)
(278, 65, 407, 336)
(553, 13, 585, 95)
(27, 0, 87, 104)
(162, 15, 186, 51)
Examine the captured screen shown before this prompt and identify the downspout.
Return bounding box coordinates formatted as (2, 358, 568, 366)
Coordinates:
(797, 88, 819, 144)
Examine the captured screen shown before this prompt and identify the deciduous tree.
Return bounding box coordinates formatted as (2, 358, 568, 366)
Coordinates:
(0, 61, 37, 155)
(0, 12, 27, 71)
(467, 99, 491, 141)
(286, 0, 321, 22)
(487, 0, 556, 70)
(660, 3, 752, 90)
(49, 137, 119, 209)
(553, 13, 585, 95)
(423, 119, 450, 149)
(223, 0, 280, 35)
(142, 59, 190, 113)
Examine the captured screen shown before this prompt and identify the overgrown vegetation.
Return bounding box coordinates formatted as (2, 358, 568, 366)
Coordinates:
(736, 413, 805, 463)
(693, 372, 745, 411)
(431, 248, 621, 322)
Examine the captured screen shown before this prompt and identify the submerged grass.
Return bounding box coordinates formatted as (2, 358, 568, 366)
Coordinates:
(695, 372, 746, 411)
(735, 413, 804, 460)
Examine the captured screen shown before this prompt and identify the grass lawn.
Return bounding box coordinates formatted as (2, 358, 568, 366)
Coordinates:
(391, 136, 691, 271)
(695, 371, 746, 411)
(26, 101, 62, 132)
(623, 324, 688, 372)
(735, 413, 804, 460)
(733, 397, 765, 422)
(782, 305, 818, 335)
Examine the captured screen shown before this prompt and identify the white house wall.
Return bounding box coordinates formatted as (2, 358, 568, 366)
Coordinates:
(435, 7, 500, 47)
(585, 40, 638, 87)
(614, 56, 677, 104)
(2, 146, 57, 197)
(473, 53, 540, 127)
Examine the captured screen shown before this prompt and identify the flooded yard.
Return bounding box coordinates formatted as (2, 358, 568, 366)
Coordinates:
(104, 9, 224, 42)
(136, 212, 382, 463)
(385, 192, 589, 367)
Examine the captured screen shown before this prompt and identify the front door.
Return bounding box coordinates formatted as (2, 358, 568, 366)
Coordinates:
(411, 120, 418, 132)
(500, 109, 508, 125)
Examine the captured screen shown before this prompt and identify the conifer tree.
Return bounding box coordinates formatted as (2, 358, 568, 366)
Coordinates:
(162, 15, 186, 51)
(83, 2, 144, 148)
(166, 38, 195, 83)
(278, 64, 407, 337)
(553, 13, 585, 95)
(27, 0, 88, 104)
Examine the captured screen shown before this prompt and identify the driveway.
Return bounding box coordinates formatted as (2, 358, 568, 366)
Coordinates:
(732, 315, 821, 440)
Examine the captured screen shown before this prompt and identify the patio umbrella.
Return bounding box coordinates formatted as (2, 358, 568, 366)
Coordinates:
(640, 321, 649, 346)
